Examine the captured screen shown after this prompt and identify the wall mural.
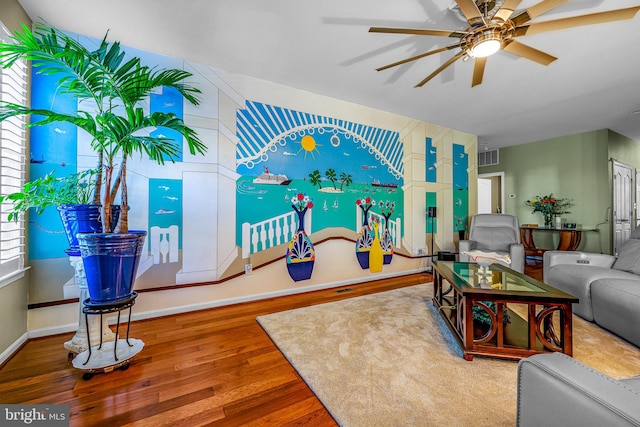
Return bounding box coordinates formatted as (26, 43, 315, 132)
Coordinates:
(453, 143, 469, 234)
(236, 101, 404, 272)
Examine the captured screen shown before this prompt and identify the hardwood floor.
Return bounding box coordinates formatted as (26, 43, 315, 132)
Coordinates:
(0, 263, 542, 426)
(0, 272, 431, 426)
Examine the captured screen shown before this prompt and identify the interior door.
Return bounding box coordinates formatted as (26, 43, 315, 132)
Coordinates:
(477, 172, 504, 214)
(612, 161, 633, 255)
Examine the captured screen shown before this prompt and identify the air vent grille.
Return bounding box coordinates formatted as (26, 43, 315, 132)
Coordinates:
(478, 149, 499, 167)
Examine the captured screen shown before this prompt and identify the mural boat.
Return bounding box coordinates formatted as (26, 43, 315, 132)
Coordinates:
(371, 179, 397, 188)
(253, 167, 291, 185)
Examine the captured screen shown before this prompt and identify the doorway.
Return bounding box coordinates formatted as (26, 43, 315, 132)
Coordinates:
(478, 172, 504, 214)
(612, 161, 633, 256)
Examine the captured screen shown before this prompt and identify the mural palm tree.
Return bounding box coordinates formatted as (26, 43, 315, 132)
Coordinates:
(325, 168, 337, 190)
(339, 172, 353, 191)
(308, 169, 323, 189)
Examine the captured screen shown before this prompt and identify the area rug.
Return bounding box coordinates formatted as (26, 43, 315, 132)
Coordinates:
(257, 283, 640, 427)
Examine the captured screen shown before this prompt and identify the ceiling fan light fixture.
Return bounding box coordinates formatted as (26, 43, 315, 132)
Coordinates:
(471, 38, 501, 57)
(468, 30, 502, 57)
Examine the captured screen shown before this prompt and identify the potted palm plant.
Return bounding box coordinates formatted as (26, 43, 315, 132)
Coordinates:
(0, 23, 206, 302)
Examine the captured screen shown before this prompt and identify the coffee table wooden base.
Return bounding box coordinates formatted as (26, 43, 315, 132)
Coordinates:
(433, 269, 574, 361)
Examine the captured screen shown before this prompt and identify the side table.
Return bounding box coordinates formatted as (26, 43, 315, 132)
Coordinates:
(72, 292, 144, 380)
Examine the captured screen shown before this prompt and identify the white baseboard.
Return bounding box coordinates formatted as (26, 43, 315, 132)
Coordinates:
(128, 268, 423, 322)
(1, 332, 28, 365)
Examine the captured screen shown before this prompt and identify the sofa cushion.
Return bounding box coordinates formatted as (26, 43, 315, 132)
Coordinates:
(592, 279, 640, 348)
(546, 265, 639, 321)
(612, 239, 640, 274)
(620, 376, 640, 393)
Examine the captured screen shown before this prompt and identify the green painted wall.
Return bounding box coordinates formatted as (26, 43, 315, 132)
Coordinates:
(480, 130, 610, 253)
(608, 130, 640, 168)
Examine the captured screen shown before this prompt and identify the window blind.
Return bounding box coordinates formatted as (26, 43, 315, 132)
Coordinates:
(0, 23, 27, 279)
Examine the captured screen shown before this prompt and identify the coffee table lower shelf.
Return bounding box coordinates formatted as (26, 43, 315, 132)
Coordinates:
(436, 297, 537, 361)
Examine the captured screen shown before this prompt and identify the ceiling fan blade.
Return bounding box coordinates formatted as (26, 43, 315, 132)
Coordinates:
(493, 0, 524, 22)
(514, 6, 640, 37)
(511, 0, 570, 26)
(472, 57, 487, 87)
(455, 0, 485, 26)
(376, 44, 460, 71)
(502, 40, 557, 66)
(369, 27, 466, 38)
(415, 51, 465, 88)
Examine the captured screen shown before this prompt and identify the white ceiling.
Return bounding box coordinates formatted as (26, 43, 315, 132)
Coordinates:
(16, 0, 640, 149)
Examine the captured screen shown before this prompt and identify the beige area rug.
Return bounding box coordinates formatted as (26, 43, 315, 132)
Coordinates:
(257, 284, 640, 427)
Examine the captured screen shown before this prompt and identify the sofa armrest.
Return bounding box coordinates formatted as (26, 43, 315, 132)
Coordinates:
(543, 251, 616, 281)
(509, 243, 525, 273)
(458, 240, 476, 262)
(517, 353, 640, 427)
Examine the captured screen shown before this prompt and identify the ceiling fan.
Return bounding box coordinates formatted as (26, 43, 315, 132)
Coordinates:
(369, 0, 640, 87)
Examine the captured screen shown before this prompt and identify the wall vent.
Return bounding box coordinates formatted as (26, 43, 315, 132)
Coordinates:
(478, 149, 499, 167)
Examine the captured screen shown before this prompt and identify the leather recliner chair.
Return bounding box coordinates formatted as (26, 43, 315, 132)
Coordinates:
(459, 214, 525, 273)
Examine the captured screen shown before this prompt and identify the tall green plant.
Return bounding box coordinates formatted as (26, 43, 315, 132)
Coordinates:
(0, 23, 206, 232)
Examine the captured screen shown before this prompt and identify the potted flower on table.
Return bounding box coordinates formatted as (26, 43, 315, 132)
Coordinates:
(525, 193, 573, 228)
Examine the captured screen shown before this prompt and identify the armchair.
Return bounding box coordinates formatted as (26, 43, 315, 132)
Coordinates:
(517, 353, 640, 427)
(459, 214, 525, 272)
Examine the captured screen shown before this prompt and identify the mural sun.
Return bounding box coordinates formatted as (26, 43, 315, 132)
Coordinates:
(296, 135, 322, 160)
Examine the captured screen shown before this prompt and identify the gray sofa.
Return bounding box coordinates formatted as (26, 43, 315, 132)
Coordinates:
(459, 214, 525, 273)
(517, 353, 640, 427)
(544, 227, 640, 347)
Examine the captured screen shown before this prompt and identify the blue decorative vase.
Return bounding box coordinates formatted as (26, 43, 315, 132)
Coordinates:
(286, 207, 315, 281)
(77, 230, 146, 303)
(57, 204, 121, 256)
(382, 213, 394, 265)
(355, 206, 372, 269)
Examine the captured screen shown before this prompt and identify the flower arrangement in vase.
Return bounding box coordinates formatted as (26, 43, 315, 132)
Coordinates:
(286, 193, 315, 281)
(525, 193, 573, 228)
(355, 197, 376, 269)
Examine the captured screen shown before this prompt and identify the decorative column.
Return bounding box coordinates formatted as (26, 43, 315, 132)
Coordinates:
(63, 256, 115, 355)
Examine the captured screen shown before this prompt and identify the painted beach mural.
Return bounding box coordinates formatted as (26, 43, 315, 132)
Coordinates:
(235, 101, 405, 279)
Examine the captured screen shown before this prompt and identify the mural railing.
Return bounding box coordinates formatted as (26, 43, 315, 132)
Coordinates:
(242, 209, 312, 259)
(355, 206, 402, 248)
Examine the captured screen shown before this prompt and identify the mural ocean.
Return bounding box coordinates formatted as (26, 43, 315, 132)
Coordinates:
(236, 101, 404, 248)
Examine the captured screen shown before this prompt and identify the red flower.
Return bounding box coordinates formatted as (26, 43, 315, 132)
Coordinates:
(307, 201, 314, 209)
(356, 199, 361, 205)
(365, 197, 371, 204)
(297, 193, 304, 201)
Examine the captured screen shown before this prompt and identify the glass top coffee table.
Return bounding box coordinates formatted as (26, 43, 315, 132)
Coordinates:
(431, 260, 579, 361)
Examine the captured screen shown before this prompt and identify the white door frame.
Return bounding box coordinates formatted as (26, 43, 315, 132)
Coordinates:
(478, 171, 505, 214)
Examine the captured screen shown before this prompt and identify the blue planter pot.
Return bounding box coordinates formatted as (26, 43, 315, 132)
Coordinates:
(287, 260, 314, 281)
(356, 250, 370, 269)
(57, 204, 121, 256)
(77, 230, 146, 304)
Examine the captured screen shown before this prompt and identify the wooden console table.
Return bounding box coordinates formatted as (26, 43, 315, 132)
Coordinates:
(520, 227, 596, 256)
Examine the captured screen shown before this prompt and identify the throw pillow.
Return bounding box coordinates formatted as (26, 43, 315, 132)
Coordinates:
(612, 239, 640, 274)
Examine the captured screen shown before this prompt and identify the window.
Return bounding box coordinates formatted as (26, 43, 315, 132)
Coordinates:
(0, 22, 27, 283)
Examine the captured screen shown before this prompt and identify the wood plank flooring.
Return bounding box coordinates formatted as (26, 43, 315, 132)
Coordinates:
(0, 272, 432, 426)
(0, 260, 543, 426)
